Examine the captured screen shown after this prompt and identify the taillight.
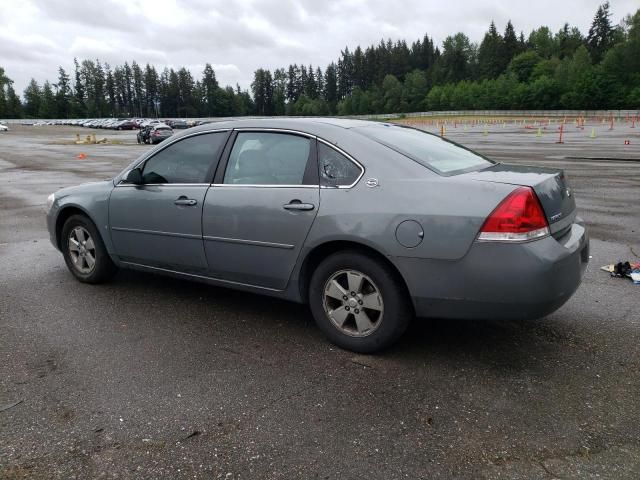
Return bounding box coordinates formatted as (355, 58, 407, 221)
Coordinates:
(478, 187, 549, 242)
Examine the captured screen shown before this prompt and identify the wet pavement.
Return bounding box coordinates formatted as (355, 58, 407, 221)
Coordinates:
(1, 123, 639, 479)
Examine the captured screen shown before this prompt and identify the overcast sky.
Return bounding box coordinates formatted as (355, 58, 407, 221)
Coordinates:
(0, 0, 637, 94)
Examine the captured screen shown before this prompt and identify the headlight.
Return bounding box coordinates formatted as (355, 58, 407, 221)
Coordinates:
(46, 193, 55, 212)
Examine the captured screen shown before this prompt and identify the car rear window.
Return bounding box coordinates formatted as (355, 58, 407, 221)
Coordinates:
(356, 124, 494, 175)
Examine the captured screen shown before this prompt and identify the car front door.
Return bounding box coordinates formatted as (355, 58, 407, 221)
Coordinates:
(202, 130, 319, 289)
(109, 130, 230, 273)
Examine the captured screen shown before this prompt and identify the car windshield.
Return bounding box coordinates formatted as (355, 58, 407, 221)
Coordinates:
(356, 124, 494, 175)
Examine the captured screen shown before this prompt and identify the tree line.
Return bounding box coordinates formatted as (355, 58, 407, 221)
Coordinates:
(0, 2, 638, 119)
(1, 61, 255, 119)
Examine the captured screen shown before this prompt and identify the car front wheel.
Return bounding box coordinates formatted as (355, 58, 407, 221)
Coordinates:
(309, 251, 412, 353)
(61, 214, 117, 284)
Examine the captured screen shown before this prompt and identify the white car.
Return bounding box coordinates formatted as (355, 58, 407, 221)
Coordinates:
(0, 124, 8, 131)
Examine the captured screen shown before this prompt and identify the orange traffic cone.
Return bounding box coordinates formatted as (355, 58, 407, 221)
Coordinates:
(76, 153, 87, 160)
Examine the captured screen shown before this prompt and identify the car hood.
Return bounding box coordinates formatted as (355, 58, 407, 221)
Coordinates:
(54, 179, 114, 199)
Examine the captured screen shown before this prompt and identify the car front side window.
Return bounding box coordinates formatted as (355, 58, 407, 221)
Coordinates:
(223, 132, 312, 185)
(141, 132, 228, 184)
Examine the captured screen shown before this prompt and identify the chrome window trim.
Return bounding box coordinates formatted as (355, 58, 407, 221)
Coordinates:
(117, 128, 231, 186)
(233, 127, 316, 138)
(222, 128, 316, 187)
(316, 138, 365, 189)
(116, 183, 211, 188)
(219, 128, 364, 189)
(212, 184, 318, 189)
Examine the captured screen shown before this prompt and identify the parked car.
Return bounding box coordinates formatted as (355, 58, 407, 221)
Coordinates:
(0, 124, 8, 131)
(45, 118, 589, 353)
(136, 123, 159, 144)
(114, 120, 137, 130)
(170, 119, 188, 129)
(148, 124, 173, 144)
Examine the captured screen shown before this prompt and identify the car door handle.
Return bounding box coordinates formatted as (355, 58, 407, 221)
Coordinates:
(283, 200, 315, 211)
(174, 197, 198, 206)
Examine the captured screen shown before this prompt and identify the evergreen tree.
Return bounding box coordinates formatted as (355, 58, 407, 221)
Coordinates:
(478, 21, 504, 78)
(202, 63, 219, 116)
(23, 79, 41, 118)
(323, 62, 338, 113)
(286, 64, 300, 103)
(305, 64, 318, 99)
(0, 67, 10, 118)
(73, 58, 85, 117)
(39, 80, 57, 118)
(251, 68, 274, 115)
(131, 61, 144, 117)
(587, 2, 615, 62)
(143, 64, 158, 117)
(272, 68, 287, 115)
(55, 67, 72, 118)
(501, 21, 520, 69)
(6, 84, 21, 118)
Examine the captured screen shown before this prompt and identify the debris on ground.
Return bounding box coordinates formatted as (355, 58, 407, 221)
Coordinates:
(0, 400, 23, 413)
(601, 261, 640, 284)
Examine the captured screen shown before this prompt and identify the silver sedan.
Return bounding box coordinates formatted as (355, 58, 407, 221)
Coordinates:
(46, 118, 589, 352)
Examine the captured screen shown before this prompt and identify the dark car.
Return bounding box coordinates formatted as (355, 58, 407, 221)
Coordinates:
(171, 119, 188, 129)
(136, 125, 153, 144)
(136, 122, 161, 144)
(115, 120, 137, 130)
(149, 124, 173, 144)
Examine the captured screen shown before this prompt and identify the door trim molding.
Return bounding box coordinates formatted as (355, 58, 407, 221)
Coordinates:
(111, 226, 201, 240)
(120, 261, 283, 292)
(203, 235, 294, 250)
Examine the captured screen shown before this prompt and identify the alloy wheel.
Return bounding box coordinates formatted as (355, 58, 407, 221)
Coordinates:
(68, 226, 96, 274)
(322, 269, 384, 337)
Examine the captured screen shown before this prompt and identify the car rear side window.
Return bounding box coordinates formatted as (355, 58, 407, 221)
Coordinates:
(141, 132, 228, 184)
(224, 132, 311, 185)
(318, 142, 362, 187)
(356, 124, 494, 175)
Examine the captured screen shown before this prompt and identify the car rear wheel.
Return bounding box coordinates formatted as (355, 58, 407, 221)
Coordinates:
(61, 214, 117, 284)
(309, 251, 412, 353)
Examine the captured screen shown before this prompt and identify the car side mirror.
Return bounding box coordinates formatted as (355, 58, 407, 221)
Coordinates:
(124, 168, 143, 185)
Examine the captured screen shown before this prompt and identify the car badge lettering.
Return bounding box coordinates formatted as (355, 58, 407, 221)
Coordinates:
(365, 178, 379, 188)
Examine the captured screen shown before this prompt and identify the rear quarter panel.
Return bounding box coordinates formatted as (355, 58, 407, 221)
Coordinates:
(303, 137, 517, 262)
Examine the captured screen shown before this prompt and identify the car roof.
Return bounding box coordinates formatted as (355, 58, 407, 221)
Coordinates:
(173, 117, 383, 144)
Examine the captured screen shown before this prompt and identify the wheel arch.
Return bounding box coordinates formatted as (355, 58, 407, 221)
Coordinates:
(55, 205, 96, 250)
(297, 240, 411, 305)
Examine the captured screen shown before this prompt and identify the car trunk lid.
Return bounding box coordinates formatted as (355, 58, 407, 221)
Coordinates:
(462, 163, 576, 236)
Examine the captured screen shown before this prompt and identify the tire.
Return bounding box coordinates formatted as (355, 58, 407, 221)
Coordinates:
(61, 214, 118, 284)
(309, 250, 412, 353)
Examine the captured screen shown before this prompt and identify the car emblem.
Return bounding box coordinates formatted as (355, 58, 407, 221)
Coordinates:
(550, 212, 563, 221)
(566, 188, 571, 197)
(365, 178, 379, 188)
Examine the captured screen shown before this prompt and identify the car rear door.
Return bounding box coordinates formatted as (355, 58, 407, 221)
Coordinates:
(109, 130, 230, 273)
(202, 130, 319, 290)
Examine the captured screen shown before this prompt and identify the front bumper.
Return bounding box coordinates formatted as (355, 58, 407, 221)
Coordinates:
(396, 219, 589, 320)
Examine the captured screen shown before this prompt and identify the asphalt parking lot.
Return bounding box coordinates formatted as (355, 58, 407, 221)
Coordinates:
(1, 122, 639, 479)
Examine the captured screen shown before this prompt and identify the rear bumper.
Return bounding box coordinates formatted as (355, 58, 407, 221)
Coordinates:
(396, 219, 589, 320)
